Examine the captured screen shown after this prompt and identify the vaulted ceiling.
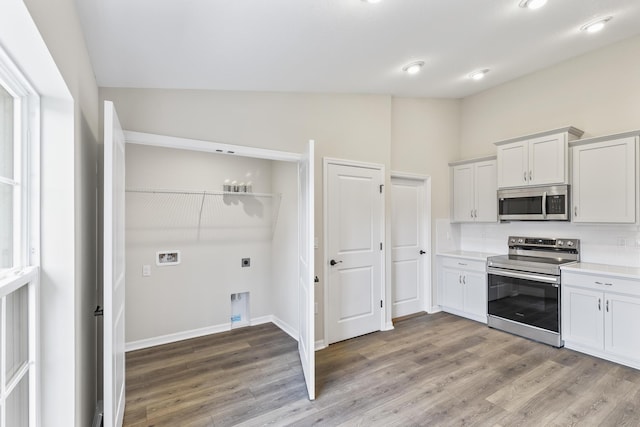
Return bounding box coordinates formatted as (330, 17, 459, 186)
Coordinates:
(75, 0, 640, 98)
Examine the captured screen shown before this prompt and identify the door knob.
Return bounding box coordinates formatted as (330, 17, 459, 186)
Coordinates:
(330, 259, 342, 266)
(419, 250, 426, 255)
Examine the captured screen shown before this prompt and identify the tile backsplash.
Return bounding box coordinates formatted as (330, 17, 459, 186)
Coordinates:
(436, 219, 640, 268)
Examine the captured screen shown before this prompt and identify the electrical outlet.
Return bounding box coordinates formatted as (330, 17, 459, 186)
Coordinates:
(142, 265, 151, 277)
(241, 258, 250, 267)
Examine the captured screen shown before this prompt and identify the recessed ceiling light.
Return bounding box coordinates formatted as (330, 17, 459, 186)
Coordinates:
(519, 0, 548, 10)
(402, 61, 425, 75)
(580, 16, 612, 33)
(468, 69, 490, 81)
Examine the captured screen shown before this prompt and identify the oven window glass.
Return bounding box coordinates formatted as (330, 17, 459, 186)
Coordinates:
(499, 196, 542, 215)
(488, 274, 559, 332)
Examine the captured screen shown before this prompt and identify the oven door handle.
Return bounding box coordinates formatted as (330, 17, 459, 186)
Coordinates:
(542, 191, 547, 219)
(487, 267, 560, 286)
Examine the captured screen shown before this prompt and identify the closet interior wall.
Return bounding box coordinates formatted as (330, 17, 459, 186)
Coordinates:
(124, 143, 299, 347)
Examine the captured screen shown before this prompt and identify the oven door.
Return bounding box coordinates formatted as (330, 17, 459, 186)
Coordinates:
(487, 268, 560, 332)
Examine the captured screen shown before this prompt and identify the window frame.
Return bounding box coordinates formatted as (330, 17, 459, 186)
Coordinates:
(0, 46, 40, 279)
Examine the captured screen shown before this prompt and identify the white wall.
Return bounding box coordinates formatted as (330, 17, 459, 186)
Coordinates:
(270, 161, 300, 336)
(125, 144, 281, 343)
(460, 34, 640, 157)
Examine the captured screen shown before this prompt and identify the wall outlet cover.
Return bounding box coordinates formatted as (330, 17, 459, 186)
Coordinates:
(241, 258, 250, 267)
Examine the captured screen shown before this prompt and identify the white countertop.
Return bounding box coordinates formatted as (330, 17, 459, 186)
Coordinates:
(436, 250, 501, 261)
(561, 262, 640, 281)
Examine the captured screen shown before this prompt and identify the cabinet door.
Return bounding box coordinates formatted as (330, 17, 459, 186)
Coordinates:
(528, 133, 567, 185)
(572, 137, 636, 223)
(604, 293, 640, 362)
(451, 164, 474, 222)
(463, 270, 487, 321)
(562, 286, 603, 350)
(441, 267, 464, 311)
(497, 142, 528, 188)
(474, 160, 497, 222)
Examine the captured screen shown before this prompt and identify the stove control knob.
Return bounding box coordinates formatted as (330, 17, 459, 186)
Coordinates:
(518, 238, 524, 244)
(557, 240, 564, 246)
(510, 238, 516, 244)
(567, 241, 574, 247)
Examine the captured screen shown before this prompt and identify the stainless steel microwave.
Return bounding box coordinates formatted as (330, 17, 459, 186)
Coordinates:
(498, 185, 570, 221)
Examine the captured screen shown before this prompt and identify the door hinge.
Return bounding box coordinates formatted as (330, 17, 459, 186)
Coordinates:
(380, 242, 383, 250)
(380, 300, 383, 308)
(379, 184, 384, 194)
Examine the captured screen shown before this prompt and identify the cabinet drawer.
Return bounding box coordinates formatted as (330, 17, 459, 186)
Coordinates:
(440, 257, 486, 272)
(562, 272, 640, 296)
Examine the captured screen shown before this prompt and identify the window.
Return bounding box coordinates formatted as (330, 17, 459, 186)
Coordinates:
(0, 45, 40, 427)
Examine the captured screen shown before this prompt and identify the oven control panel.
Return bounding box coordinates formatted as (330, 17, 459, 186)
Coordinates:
(508, 236, 579, 250)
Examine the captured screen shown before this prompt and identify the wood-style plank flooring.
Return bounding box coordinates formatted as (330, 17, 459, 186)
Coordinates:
(123, 312, 640, 426)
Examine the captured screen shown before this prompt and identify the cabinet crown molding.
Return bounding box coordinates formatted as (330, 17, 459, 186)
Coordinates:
(448, 155, 496, 167)
(494, 126, 584, 146)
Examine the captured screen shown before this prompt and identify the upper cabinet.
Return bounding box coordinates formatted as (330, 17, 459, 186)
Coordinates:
(495, 127, 584, 189)
(449, 156, 497, 223)
(571, 132, 639, 224)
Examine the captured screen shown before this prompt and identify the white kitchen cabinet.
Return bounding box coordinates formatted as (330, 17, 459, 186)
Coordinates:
(571, 133, 638, 223)
(450, 156, 497, 223)
(562, 267, 640, 370)
(495, 127, 583, 189)
(438, 255, 487, 323)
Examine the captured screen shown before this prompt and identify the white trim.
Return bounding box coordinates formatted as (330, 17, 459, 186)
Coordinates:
(124, 130, 302, 162)
(382, 322, 395, 331)
(390, 171, 431, 181)
(125, 315, 299, 352)
(323, 157, 386, 345)
(314, 340, 327, 351)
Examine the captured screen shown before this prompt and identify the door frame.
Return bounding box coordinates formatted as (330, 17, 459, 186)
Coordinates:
(390, 171, 432, 313)
(323, 157, 386, 344)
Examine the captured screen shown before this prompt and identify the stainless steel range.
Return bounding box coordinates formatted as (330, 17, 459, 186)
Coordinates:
(486, 236, 580, 347)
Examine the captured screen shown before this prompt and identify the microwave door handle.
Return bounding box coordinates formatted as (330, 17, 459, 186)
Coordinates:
(542, 191, 547, 219)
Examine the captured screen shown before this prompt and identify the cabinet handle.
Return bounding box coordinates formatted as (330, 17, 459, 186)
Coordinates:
(574, 206, 578, 217)
(523, 171, 527, 182)
(458, 262, 467, 266)
(474, 209, 478, 218)
(459, 275, 462, 284)
(470, 210, 474, 218)
(604, 283, 613, 286)
(598, 298, 601, 311)
(529, 170, 532, 181)
(462, 275, 466, 284)
(595, 281, 603, 285)
(606, 300, 609, 312)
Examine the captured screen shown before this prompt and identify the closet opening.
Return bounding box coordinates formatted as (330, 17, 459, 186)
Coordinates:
(117, 131, 315, 400)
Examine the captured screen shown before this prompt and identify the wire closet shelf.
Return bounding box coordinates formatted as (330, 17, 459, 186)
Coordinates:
(125, 188, 282, 241)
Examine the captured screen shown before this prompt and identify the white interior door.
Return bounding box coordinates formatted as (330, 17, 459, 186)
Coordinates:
(326, 161, 383, 344)
(104, 100, 126, 427)
(391, 177, 427, 318)
(298, 140, 315, 400)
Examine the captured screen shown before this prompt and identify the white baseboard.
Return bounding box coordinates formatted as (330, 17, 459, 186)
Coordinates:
(126, 323, 231, 352)
(382, 321, 395, 331)
(270, 316, 298, 341)
(428, 306, 442, 314)
(126, 315, 300, 352)
(315, 340, 327, 351)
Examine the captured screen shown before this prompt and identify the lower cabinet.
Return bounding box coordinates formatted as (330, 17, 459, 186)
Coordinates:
(438, 256, 487, 323)
(562, 270, 640, 369)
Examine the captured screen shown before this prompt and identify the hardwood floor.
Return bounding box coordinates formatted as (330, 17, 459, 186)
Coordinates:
(123, 312, 640, 426)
